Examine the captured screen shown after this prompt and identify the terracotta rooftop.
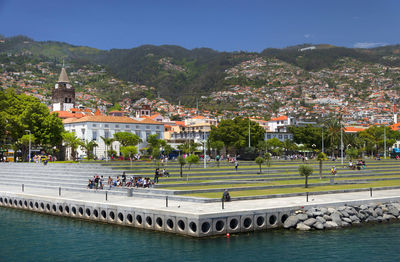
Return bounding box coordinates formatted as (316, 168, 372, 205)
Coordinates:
(270, 116, 288, 121)
(63, 115, 141, 124)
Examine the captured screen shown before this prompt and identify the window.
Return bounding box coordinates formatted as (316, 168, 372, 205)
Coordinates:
(125, 125, 129, 128)
(104, 124, 109, 128)
(156, 126, 160, 130)
(104, 130, 110, 139)
(284, 135, 288, 139)
(72, 129, 76, 133)
(278, 135, 282, 139)
(136, 131, 141, 138)
(146, 125, 150, 130)
(92, 131, 97, 140)
(115, 125, 119, 128)
(81, 128, 85, 136)
(156, 132, 161, 139)
(92, 124, 97, 127)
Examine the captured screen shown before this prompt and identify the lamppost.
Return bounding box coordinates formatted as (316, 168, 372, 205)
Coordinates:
(25, 130, 31, 162)
(248, 117, 251, 147)
(384, 125, 387, 159)
(321, 129, 324, 153)
(340, 126, 344, 165)
(203, 131, 207, 168)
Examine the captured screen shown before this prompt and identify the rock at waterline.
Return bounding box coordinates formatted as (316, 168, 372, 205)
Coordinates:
(283, 216, 299, 228)
(324, 221, 339, 229)
(296, 223, 311, 231)
(296, 213, 308, 221)
(303, 218, 317, 227)
(313, 222, 324, 230)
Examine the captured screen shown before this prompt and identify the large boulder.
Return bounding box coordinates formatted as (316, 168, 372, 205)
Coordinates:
(324, 221, 339, 229)
(304, 218, 317, 227)
(323, 214, 332, 221)
(320, 207, 328, 214)
(349, 215, 360, 222)
(316, 216, 326, 224)
(327, 207, 336, 214)
(342, 217, 352, 224)
(382, 214, 396, 221)
(341, 221, 350, 227)
(330, 212, 342, 225)
(296, 223, 311, 231)
(284, 215, 299, 228)
(388, 208, 400, 217)
(296, 213, 308, 221)
(312, 211, 323, 217)
(340, 210, 350, 218)
(375, 208, 383, 216)
(313, 222, 324, 230)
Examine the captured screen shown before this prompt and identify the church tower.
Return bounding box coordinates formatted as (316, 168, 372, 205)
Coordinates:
(52, 67, 75, 111)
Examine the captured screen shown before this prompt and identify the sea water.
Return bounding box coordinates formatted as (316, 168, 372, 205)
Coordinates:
(0, 207, 399, 262)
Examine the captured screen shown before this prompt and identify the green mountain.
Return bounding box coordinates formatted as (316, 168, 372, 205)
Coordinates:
(2, 35, 400, 106)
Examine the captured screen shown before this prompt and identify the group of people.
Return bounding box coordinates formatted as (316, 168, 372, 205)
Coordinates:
(87, 175, 104, 189)
(348, 160, 366, 170)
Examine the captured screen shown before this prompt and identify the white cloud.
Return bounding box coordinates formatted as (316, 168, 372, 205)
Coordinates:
(304, 34, 312, 39)
(354, 42, 388, 48)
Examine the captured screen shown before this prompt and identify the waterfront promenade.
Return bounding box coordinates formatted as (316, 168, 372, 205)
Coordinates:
(2, 161, 400, 236)
(2, 184, 400, 216)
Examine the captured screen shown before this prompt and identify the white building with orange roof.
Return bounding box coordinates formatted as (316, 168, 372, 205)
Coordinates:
(267, 115, 296, 132)
(63, 115, 164, 160)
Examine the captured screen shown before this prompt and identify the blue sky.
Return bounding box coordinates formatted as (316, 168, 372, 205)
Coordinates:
(0, 0, 399, 52)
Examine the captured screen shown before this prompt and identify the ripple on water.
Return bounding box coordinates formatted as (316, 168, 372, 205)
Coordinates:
(1, 208, 400, 262)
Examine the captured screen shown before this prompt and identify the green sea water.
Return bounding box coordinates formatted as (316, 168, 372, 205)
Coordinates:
(0, 207, 399, 262)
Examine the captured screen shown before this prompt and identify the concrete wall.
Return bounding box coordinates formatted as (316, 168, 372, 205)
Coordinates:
(0, 192, 293, 238)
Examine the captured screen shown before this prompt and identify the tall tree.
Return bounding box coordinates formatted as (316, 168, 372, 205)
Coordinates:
(62, 132, 82, 161)
(113, 132, 141, 147)
(209, 117, 265, 154)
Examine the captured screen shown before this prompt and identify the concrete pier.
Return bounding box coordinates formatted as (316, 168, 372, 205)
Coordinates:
(2, 184, 400, 237)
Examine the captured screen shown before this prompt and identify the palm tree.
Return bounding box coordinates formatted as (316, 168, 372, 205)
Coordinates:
(324, 117, 342, 158)
(81, 140, 98, 160)
(62, 132, 82, 161)
(101, 136, 114, 161)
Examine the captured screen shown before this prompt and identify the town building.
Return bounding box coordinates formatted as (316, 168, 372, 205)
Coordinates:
(63, 115, 164, 160)
(51, 67, 75, 111)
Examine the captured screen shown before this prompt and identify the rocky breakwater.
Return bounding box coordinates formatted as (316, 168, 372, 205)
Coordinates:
(284, 202, 400, 231)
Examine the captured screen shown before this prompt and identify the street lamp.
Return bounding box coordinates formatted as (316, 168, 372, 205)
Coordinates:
(384, 125, 387, 159)
(25, 130, 31, 162)
(203, 131, 207, 168)
(248, 117, 251, 148)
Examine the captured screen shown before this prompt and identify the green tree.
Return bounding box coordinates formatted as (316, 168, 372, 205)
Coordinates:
(62, 132, 82, 161)
(178, 156, 186, 177)
(0, 89, 64, 150)
(298, 164, 313, 188)
(255, 156, 265, 174)
(120, 146, 138, 167)
(80, 140, 98, 160)
(101, 136, 114, 161)
(18, 134, 36, 162)
(345, 148, 358, 160)
(209, 117, 265, 154)
(113, 132, 141, 147)
(266, 138, 284, 156)
(316, 152, 327, 179)
(264, 152, 271, 174)
(186, 154, 200, 170)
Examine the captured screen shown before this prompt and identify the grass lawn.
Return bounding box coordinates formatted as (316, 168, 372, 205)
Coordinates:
(184, 179, 400, 198)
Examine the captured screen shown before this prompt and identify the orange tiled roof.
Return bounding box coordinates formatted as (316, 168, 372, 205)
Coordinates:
(270, 116, 288, 121)
(63, 115, 140, 124)
(139, 118, 164, 125)
(391, 122, 400, 131)
(192, 115, 205, 119)
(344, 126, 366, 133)
(52, 111, 85, 119)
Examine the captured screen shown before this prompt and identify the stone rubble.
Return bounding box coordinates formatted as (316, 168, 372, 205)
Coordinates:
(283, 202, 400, 231)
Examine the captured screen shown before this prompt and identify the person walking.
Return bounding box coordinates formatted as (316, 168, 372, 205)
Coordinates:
(234, 160, 238, 172)
(331, 166, 337, 176)
(154, 168, 160, 184)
